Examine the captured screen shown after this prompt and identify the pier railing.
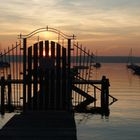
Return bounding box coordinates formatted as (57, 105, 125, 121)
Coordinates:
(71, 43, 94, 104)
(0, 27, 117, 116)
(0, 42, 24, 114)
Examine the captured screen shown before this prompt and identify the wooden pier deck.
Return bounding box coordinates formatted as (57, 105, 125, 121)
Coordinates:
(0, 111, 77, 140)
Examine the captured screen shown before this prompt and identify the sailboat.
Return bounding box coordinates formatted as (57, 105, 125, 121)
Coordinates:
(93, 51, 101, 68)
(127, 48, 134, 69)
(94, 62, 101, 68)
(0, 61, 10, 68)
(126, 48, 140, 75)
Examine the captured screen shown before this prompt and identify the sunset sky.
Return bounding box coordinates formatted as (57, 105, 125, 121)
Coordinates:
(0, 0, 140, 56)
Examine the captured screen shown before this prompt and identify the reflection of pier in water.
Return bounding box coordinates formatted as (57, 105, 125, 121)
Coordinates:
(0, 27, 117, 139)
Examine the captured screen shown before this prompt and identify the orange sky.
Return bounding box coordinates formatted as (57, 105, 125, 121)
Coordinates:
(0, 0, 140, 56)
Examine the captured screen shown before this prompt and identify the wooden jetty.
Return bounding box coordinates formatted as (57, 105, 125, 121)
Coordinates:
(0, 111, 76, 140)
(0, 27, 117, 139)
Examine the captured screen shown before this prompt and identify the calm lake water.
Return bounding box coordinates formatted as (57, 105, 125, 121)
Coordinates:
(0, 63, 140, 140)
(75, 63, 140, 140)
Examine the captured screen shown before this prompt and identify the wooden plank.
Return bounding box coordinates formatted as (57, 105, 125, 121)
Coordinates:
(39, 41, 44, 109)
(33, 43, 38, 110)
(50, 41, 55, 109)
(27, 46, 32, 110)
(62, 47, 67, 110)
(56, 43, 61, 109)
(45, 40, 49, 57)
(44, 40, 50, 109)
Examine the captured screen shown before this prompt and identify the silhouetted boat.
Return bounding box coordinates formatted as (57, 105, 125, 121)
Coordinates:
(94, 62, 101, 68)
(0, 61, 10, 68)
(126, 49, 140, 75)
(131, 64, 140, 75)
(73, 65, 89, 69)
(127, 64, 134, 69)
(93, 51, 101, 68)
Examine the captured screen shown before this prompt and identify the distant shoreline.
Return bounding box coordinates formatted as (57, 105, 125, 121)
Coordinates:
(96, 56, 140, 63)
(1, 55, 140, 63)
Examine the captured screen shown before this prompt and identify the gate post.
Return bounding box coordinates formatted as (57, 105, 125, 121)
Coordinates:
(1, 77, 5, 115)
(101, 76, 110, 116)
(7, 75, 12, 112)
(27, 47, 32, 109)
(67, 39, 72, 111)
(23, 38, 27, 111)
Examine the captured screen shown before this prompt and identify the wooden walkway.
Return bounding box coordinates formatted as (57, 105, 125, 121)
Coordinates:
(0, 111, 77, 140)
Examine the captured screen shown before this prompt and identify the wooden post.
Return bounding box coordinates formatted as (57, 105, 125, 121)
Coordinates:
(62, 47, 66, 110)
(101, 76, 110, 116)
(67, 39, 72, 111)
(23, 38, 27, 111)
(7, 75, 12, 112)
(1, 77, 5, 115)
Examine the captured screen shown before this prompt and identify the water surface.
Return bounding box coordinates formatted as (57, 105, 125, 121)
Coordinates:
(0, 63, 140, 140)
(75, 63, 140, 140)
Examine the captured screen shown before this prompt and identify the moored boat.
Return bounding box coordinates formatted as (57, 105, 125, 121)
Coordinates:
(94, 62, 101, 68)
(0, 61, 10, 68)
(93, 51, 101, 68)
(131, 64, 140, 75)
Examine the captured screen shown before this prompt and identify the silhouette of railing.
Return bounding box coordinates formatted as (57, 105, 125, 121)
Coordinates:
(0, 27, 117, 116)
(71, 43, 117, 114)
(0, 42, 23, 114)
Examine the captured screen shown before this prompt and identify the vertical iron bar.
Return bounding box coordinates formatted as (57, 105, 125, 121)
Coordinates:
(75, 43, 79, 105)
(12, 45, 16, 107)
(67, 39, 72, 111)
(18, 44, 21, 107)
(4, 50, 8, 79)
(19, 41, 22, 108)
(85, 50, 90, 93)
(23, 38, 27, 111)
(79, 45, 82, 102)
(16, 43, 19, 107)
(81, 46, 86, 102)
(8, 47, 11, 76)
